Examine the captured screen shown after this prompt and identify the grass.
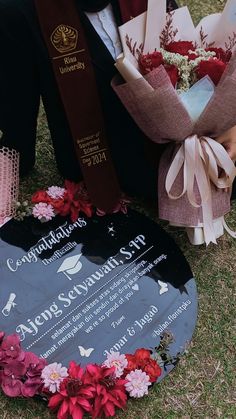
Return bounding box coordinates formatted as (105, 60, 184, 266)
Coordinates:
(1, 0, 236, 417)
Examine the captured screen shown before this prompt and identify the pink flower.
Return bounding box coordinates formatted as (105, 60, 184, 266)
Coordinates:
(0, 334, 24, 361)
(1, 374, 23, 397)
(3, 359, 27, 377)
(112, 197, 130, 214)
(41, 362, 68, 393)
(125, 369, 151, 398)
(22, 352, 47, 397)
(0, 334, 47, 399)
(103, 352, 128, 378)
(24, 352, 47, 378)
(0, 359, 26, 397)
(47, 186, 66, 199)
(22, 377, 43, 398)
(32, 203, 55, 222)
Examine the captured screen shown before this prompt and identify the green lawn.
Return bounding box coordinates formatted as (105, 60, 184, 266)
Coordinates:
(1, 0, 236, 418)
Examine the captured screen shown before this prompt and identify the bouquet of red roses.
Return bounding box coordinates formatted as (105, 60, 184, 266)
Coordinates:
(113, 0, 236, 245)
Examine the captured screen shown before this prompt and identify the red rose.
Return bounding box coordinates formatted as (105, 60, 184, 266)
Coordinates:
(124, 349, 162, 383)
(206, 47, 232, 63)
(165, 41, 195, 56)
(132, 349, 162, 382)
(124, 354, 138, 373)
(164, 64, 179, 87)
(196, 58, 227, 85)
(138, 51, 164, 75)
(47, 196, 67, 212)
(31, 190, 50, 204)
(143, 359, 162, 383)
(134, 348, 151, 363)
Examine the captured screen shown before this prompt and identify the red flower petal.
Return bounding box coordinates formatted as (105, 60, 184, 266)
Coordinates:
(1, 377, 22, 397)
(196, 58, 226, 85)
(76, 396, 92, 412)
(68, 361, 84, 380)
(206, 47, 232, 63)
(58, 399, 70, 419)
(103, 400, 115, 417)
(165, 41, 195, 56)
(134, 348, 151, 361)
(70, 404, 85, 419)
(21, 378, 42, 397)
(31, 190, 50, 204)
(85, 364, 100, 380)
(164, 64, 179, 87)
(138, 52, 164, 75)
(48, 393, 64, 409)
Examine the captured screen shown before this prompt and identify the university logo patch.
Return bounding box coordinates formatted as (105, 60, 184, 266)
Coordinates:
(51, 25, 78, 54)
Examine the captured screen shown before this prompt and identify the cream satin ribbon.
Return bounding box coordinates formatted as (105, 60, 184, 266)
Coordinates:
(165, 135, 236, 245)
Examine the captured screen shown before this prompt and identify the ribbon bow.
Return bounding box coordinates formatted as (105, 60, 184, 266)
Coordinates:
(165, 135, 236, 245)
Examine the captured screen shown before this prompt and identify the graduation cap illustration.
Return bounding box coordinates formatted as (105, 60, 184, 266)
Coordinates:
(57, 254, 83, 280)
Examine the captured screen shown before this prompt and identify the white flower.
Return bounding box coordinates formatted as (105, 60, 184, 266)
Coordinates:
(125, 369, 151, 398)
(41, 362, 68, 393)
(161, 47, 217, 92)
(103, 352, 128, 378)
(47, 186, 65, 199)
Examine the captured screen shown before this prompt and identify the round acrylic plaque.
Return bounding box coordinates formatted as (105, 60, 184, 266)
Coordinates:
(0, 209, 197, 381)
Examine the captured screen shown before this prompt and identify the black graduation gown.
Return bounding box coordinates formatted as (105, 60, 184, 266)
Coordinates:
(0, 0, 181, 200)
(4, 1, 235, 202)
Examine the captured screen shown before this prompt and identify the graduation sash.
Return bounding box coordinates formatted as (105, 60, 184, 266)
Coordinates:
(34, 0, 121, 212)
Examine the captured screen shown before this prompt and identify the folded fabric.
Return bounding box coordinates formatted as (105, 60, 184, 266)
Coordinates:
(179, 76, 215, 123)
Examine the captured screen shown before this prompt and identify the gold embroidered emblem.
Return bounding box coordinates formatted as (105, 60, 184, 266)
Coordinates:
(51, 25, 78, 54)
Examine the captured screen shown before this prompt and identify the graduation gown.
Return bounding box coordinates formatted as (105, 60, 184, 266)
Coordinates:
(0, 0, 178, 200)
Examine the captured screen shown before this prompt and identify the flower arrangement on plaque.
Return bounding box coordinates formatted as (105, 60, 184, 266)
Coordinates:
(113, 0, 236, 245)
(13, 181, 130, 223)
(0, 330, 183, 419)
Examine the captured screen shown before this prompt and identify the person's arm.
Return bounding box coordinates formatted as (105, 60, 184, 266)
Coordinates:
(216, 126, 236, 161)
